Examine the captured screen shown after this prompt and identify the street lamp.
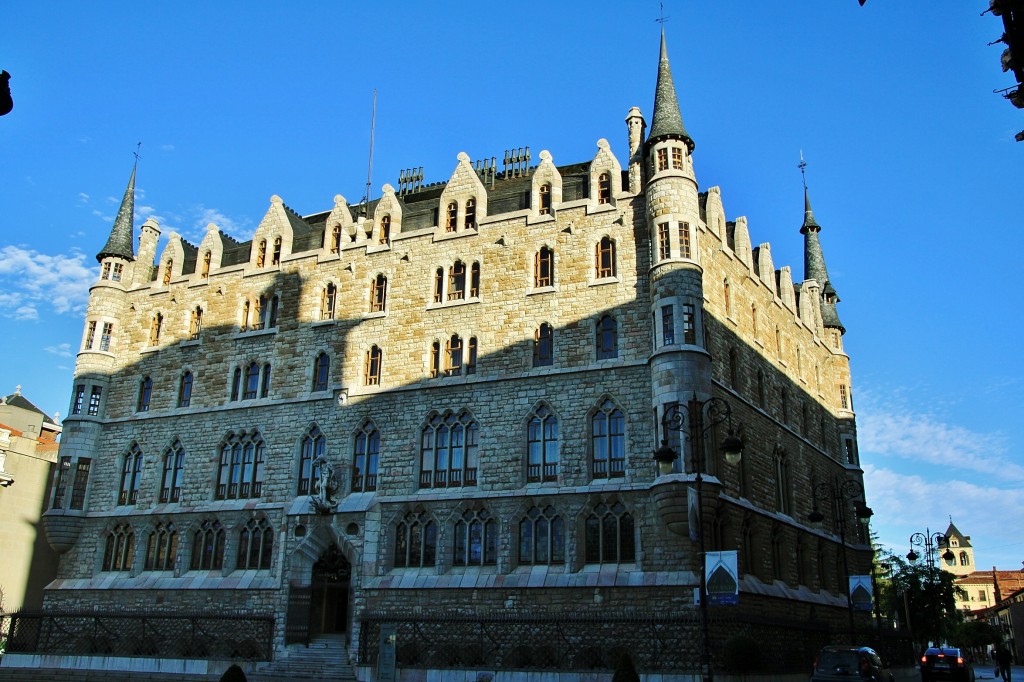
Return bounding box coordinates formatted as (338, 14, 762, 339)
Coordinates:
(907, 529, 953, 568)
(653, 394, 744, 682)
(808, 476, 874, 642)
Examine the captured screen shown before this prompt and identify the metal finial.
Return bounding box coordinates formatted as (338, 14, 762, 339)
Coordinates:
(134, 142, 142, 164)
(798, 150, 807, 191)
(656, 1, 670, 25)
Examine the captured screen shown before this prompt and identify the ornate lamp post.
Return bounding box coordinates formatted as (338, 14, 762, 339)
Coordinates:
(808, 476, 874, 642)
(653, 394, 744, 682)
(907, 529, 953, 569)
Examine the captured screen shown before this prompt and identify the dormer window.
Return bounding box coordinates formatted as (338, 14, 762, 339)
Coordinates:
(272, 237, 282, 265)
(464, 198, 477, 230)
(163, 260, 173, 285)
(539, 184, 551, 215)
(256, 240, 267, 268)
(330, 225, 341, 253)
(598, 173, 611, 204)
(445, 202, 458, 232)
(379, 215, 391, 245)
(201, 251, 211, 278)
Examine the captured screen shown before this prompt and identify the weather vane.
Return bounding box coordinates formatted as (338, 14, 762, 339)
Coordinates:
(656, 1, 670, 25)
(798, 150, 808, 191)
(134, 142, 142, 164)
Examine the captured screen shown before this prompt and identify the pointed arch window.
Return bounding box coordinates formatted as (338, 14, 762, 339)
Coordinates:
(470, 261, 480, 298)
(534, 323, 554, 367)
(597, 172, 611, 204)
(445, 202, 458, 232)
(241, 300, 251, 332)
(257, 294, 279, 329)
(394, 511, 437, 568)
(771, 530, 785, 581)
(596, 315, 618, 360)
(379, 214, 391, 245)
(433, 267, 444, 303)
(728, 348, 738, 388)
(419, 411, 479, 488)
(243, 362, 260, 400)
(466, 337, 478, 375)
(322, 282, 337, 320)
(448, 261, 466, 301)
(149, 313, 163, 346)
(163, 260, 173, 285)
(256, 240, 267, 268)
(584, 501, 634, 563)
(137, 376, 153, 412)
(119, 444, 144, 505)
(330, 224, 342, 253)
(596, 236, 616, 278)
(272, 236, 282, 266)
(365, 345, 382, 386)
(370, 274, 387, 312)
(519, 506, 564, 565)
(190, 520, 225, 571)
(102, 524, 135, 572)
(592, 399, 625, 478)
(445, 334, 463, 376)
(201, 250, 211, 278)
(312, 352, 331, 392)
(177, 371, 193, 408)
(260, 363, 272, 398)
(353, 421, 380, 492)
(189, 306, 203, 340)
(527, 405, 559, 482)
(773, 448, 790, 515)
(237, 517, 273, 570)
(723, 279, 732, 317)
(144, 522, 178, 571)
(297, 425, 325, 496)
(215, 431, 265, 500)
(160, 441, 185, 503)
(453, 508, 497, 566)
(430, 340, 441, 378)
(464, 198, 477, 230)
(535, 247, 554, 288)
(231, 367, 242, 401)
(538, 183, 552, 215)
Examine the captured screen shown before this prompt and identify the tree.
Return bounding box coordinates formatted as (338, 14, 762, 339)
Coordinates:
(876, 551, 964, 650)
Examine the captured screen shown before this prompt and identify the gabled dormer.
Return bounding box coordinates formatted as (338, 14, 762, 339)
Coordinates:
(372, 184, 402, 247)
(250, 195, 304, 269)
(437, 153, 487, 235)
(530, 150, 562, 220)
(323, 195, 355, 255)
(588, 139, 622, 209)
(157, 233, 186, 286)
(196, 224, 225, 281)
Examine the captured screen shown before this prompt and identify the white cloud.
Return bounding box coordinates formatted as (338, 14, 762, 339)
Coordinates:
(160, 144, 175, 152)
(77, 192, 90, 204)
(190, 206, 253, 242)
(0, 246, 94, 320)
(45, 343, 73, 358)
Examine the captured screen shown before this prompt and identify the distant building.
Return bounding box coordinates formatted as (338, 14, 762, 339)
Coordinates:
(24, 31, 875, 679)
(0, 386, 61, 611)
(942, 521, 1024, 617)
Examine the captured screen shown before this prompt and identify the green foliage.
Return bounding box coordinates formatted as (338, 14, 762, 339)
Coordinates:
(612, 652, 641, 682)
(953, 620, 1000, 649)
(721, 634, 762, 673)
(875, 550, 964, 647)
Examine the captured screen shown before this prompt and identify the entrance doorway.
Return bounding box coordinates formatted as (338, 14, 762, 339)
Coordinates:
(309, 544, 351, 637)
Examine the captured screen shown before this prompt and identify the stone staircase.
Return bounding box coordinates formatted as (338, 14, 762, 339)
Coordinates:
(249, 634, 356, 682)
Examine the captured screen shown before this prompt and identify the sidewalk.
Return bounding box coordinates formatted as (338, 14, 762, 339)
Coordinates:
(973, 663, 1024, 680)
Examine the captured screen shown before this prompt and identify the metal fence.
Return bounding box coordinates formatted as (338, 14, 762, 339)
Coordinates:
(0, 610, 274, 661)
(357, 609, 896, 674)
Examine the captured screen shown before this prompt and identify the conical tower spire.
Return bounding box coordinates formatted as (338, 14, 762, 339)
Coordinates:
(647, 29, 694, 152)
(96, 160, 137, 263)
(798, 157, 844, 333)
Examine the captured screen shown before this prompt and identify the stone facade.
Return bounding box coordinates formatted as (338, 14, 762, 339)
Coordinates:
(39, 32, 875, 672)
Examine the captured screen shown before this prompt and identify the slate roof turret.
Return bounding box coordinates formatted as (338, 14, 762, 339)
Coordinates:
(647, 30, 694, 153)
(96, 162, 137, 263)
(800, 187, 844, 333)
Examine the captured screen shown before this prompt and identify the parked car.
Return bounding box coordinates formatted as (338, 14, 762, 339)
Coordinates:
(811, 645, 896, 682)
(920, 647, 975, 682)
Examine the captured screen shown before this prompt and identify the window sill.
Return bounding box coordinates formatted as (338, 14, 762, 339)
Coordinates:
(79, 349, 116, 358)
(527, 285, 558, 296)
(427, 297, 481, 311)
(179, 339, 200, 348)
(232, 328, 277, 340)
(363, 310, 387, 320)
(526, 213, 556, 226)
(312, 318, 336, 328)
(586, 202, 617, 215)
(588, 276, 620, 288)
(433, 227, 479, 242)
(140, 346, 161, 354)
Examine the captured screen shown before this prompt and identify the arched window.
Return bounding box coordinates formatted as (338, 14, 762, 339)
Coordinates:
(430, 340, 441, 378)
(538, 183, 551, 215)
(322, 282, 337, 320)
(330, 224, 341, 253)
(297, 425, 325, 496)
(102, 524, 135, 572)
(258, 294, 279, 329)
(119, 444, 144, 505)
(519, 506, 564, 565)
(470, 261, 480, 298)
(177, 371, 193, 408)
(160, 441, 185, 503)
(534, 323, 554, 367)
(448, 261, 466, 301)
(445, 202, 457, 232)
(959, 551, 970, 566)
(241, 299, 251, 332)
(190, 520, 225, 570)
(453, 508, 496, 566)
(237, 517, 273, 570)
(771, 530, 785, 582)
(596, 315, 618, 360)
(353, 421, 380, 492)
(592, 399, 625, 478)
(370, 274, 387, 312)
(723, 279, 732, 317)
(527, 405, 559, 482)
(231, 367, 242, 401)
(379, 214, 391, 245)
(256, 239, 267, 268)
(365, 345, 382, 386)
(584, 501, 634, 563)
(201, 250, 211, 278)
(163, 260, 173, 285)
(144, 522, 177, 571)
(243, 362, 260, 400)
(728, 348, 738, 388)
(260, 363, 272, 398)
(272, 236, 282, 265)
(215, 431, 265, 500)
(149, 313, 163, 345)
(773, 448, 790, 515)
(595, 237, 616, 278)
(433, 267, 444, 304)
(445, 334, 463, 376)
(466, 337, 478, 375)
(464, 198, 477, 230)
(757, 370, 766, 408)
(189, 306, 203, 340)
(597, 172, 611, 204)
(394, 511, 436, 568)
(137, 376, 153, 412)
(312, 352, 330, 392)
(535, 247, 554, 288)
(420, 411, 479, 488)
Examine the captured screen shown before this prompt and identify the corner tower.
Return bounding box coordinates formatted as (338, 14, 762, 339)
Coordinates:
(644, 30, 709, 467)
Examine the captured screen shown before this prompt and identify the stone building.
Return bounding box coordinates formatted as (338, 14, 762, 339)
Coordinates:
(28, 31, 875, 677)
(0, 387, 61, 612)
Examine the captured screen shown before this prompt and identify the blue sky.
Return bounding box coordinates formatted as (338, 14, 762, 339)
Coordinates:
(1, 2, 1021, 570)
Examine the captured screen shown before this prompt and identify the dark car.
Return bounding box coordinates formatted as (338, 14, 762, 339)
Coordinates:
(920, 647, 975, 682)
(811, 645, 896, 682)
